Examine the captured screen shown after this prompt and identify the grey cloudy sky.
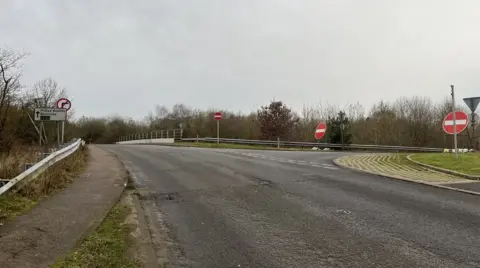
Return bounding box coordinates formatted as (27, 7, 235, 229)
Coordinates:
(2, 0, 480, 119)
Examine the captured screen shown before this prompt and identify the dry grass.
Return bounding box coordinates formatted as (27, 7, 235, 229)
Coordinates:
(0, 146, 40, 180)
(0, 145, 89, 223)
(20, 146, 89, 197)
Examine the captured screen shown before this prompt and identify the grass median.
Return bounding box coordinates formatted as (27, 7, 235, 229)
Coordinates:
(0, 145, 88, 224)
(410, 153, 480, 175)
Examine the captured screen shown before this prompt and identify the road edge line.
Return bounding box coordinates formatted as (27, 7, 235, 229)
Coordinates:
(332, 156, 480, 197)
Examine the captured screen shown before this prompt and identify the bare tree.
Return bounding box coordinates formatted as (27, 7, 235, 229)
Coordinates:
(0, 48, 26, 150)
(27, 77, 67, 107)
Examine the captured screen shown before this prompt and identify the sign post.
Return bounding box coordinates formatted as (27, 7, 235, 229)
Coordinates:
(450, 86, 458, 158)
(442, 110, 469, 159)
(55, 98, 72, 145)
(214, 112, 222, 144)
(463, 96, 480, 150)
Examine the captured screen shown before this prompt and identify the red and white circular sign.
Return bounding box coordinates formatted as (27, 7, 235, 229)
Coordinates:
(214, 112, 222, 120)
(314, 122, 327, 140)
(56, 98, 71, 111)
(442, 111, 469, 135)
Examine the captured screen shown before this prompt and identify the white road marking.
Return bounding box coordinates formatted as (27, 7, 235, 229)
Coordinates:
(323, 166, 338, 170)
(224, 151, 338, 170)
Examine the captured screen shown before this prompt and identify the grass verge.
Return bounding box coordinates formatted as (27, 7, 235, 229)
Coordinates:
(410, 153, 480, 175)
(51, 201, 138, 268)
(0, 145, 88, 224)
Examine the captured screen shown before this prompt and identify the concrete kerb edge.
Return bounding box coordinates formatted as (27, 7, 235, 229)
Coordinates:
(406, 154, 480, 181)
(332, 156, 480, 197)
(105, 149, 158, 267)
(56, 147, 127, 265)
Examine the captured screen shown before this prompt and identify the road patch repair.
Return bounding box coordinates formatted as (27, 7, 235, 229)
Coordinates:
(333, 153, 480, 194)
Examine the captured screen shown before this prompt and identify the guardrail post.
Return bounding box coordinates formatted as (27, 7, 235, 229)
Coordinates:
(277, 137, 280, 149)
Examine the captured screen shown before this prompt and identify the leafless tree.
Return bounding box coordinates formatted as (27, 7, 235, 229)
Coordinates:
(27, 77, 68, 108)
(0, 48, 26, 149)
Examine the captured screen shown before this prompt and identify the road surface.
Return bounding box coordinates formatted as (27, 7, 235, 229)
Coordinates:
(104, 145, 480, 268)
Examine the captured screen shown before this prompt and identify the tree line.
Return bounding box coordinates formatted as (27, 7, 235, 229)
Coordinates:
(1, 47, 476, 154)
(77, 96, 475, 150)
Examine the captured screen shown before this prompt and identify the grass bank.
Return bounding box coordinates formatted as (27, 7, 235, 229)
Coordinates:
(410, 153, 480, 175)
(52, 200, 138, 268)
(0, 145, 88, 224)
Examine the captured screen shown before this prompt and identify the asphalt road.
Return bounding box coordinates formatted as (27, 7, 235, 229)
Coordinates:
(104, 145, 480, 268)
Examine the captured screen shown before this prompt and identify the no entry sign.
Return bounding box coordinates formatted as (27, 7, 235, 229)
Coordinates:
(214, 112, 222, 120)
(315, 123, 327, 140)
(442, 111, 469, 135)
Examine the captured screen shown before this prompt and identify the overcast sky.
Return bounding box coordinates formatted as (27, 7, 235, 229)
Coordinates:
(2, 0, 480, 120)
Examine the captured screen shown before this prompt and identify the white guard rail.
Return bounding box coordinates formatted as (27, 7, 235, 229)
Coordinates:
(0, 138, 85, 196)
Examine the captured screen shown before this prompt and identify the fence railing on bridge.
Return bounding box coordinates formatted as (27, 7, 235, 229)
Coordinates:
(118, 129, 183, 142)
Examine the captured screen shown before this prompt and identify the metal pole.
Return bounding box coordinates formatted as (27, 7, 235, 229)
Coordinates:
(472, 113, 476, 150)
(39, 123, 42, 146)
(340, 125, 344, 150)
(451, 85, 458, 159)
(217, 120, 220, 144)
(340, 111, 345, 151)
(277, 137, 280, 148)
(61, 121, 65, 144)
(57, 122, 60, 147)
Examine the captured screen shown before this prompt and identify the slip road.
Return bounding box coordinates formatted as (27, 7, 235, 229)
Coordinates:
(105, 145, 480, 268)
